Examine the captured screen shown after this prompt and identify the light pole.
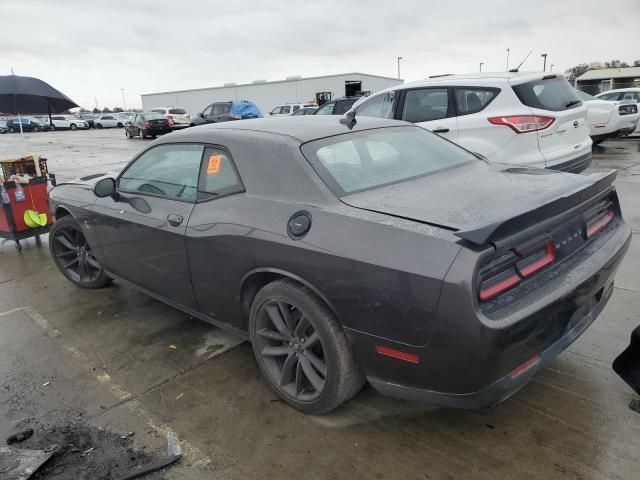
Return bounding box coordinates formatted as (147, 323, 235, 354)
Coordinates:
(120, 88, 127, 111)
(506, 48, 510, 71)
(479, 62, 484, 73)
(541, 53, 548, 72)
(550, 64, 555, 72)
(397, 57, 403, 79)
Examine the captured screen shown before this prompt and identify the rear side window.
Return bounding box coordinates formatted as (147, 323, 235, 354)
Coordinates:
(169, 108, 187, 114)
(198, 148, 244, 199)
(512, 77, 581, 111)
(282, 106, 291, 114)
(598, 92, 622, 101)
(355, 91, 395, 118)
(455, 88, 498, 115)
(401, 88, 449, 123)
(314, 103, 334, 115)
(334, 99, 357, 115)
(301, 126, 476, 195)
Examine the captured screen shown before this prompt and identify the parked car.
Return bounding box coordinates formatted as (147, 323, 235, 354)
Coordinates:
(50, 115, 89, 130)
(48, 116, 630, 414)
(291, 106, 318, 116)
(575, 90, 639, 144)
(190, 101, 262, 126)
(0, 119, 8, 134)
(595, 87, 640, 103)
(349, 72, 593, 173)
(313, 97, 359, 116)
(149, 107, 191, 129)
(94, 115, 125, 129)
(6, 118, 50, 133)
(124, 112, 171, 139)
(270, 103, 317, 116)
(75, 112, 97, 128)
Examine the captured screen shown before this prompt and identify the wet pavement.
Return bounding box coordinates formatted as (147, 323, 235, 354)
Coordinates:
(1, 130, 639, 479)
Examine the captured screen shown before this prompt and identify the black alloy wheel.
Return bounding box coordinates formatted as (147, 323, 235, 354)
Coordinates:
(49, 217, 111, 288)
(250, 280, 364, 414)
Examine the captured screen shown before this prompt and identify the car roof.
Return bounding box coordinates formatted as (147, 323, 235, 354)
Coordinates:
(161, 116, 406, 143)
(596, 88, 640, 94)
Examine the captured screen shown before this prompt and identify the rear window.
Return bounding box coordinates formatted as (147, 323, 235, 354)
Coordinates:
(512, 77, 581, 112)
(144, 113, 165, 120)
(301, 126, 476, 195)
(575, 90, 595, 101)
(169, 108, 187, 114)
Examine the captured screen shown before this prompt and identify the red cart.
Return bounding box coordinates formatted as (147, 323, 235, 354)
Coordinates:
(0, 157, 53, 252)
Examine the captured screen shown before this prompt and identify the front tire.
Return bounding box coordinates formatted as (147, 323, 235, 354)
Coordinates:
(49, 216, 111, 289)
(70, 123, 77, 131)
(250, 279, 365, 414)
(96, 123, 103, 129)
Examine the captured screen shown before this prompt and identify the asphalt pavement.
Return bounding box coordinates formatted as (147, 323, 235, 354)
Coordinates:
(0, 129, 639, 479)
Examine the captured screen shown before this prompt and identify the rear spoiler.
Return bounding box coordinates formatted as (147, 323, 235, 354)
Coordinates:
(455, 170, 618, 246)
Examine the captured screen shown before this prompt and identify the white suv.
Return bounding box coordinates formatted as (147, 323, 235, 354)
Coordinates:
(50, 115, 89, 130)
(349, 72, 593, 173)
(149, 107, 191, 128)
(270, 103, 317, 116)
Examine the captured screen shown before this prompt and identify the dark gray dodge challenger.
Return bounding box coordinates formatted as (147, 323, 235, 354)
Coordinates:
(48, 116, 631, 414)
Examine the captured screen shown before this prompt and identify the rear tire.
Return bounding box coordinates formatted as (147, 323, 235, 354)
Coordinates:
(32, 126, 40, 132)
(250, 279, 365, 414)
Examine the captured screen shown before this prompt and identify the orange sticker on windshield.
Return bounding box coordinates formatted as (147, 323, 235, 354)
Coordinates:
(207, 155, 222, 174)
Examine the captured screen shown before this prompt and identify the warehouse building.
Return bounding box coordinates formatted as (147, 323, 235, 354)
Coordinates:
(141, 72, 403, 116)
(576, 67, 640, 95)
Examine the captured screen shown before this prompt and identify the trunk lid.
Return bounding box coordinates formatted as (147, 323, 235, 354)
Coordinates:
(340, 161, 617, 245)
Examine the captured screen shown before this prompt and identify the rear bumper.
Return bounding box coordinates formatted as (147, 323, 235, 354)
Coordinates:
(369, 280, 614, 408)
(546, 151, 592, 173)
(347, 222, 631, 409)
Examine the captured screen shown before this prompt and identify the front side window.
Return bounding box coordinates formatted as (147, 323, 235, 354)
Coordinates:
(355, 91, 395, 119)
(314, 103, 334, 115)
(401, 88, 449, 123)
(334, 99, 357, 115)
(119, 144, 204, 201)
(455, 88, 499, 115)
(201, 105, 213, 117)
(271, 107, 282, 115)
(198, 148, 244, 198)
(301, 126, 476, 195)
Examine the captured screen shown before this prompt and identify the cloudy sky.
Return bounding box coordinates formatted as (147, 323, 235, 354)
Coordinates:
(2, 0, 639, 109)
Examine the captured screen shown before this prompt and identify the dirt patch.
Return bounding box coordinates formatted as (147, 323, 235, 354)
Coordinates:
(11, 423, 176, 479)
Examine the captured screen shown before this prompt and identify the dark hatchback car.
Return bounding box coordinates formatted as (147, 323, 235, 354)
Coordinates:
(125, 112, 171, 139)
(313, 97, 359, 116)
(6, 118, 50, 133)
(48, 116, 630, 414)
(190, 100, 262, 126)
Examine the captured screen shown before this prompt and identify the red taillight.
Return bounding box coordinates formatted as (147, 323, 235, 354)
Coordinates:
(510, 355, 541, 379)
(143, 121, 150, 129)
(479, 269, 521, 301)
(517, 240, 555, 278)
(488, 115, 555, 133)
(167, 117, 174, 126)
(375, 345, 419, 364)
(586, 207, 615, 238)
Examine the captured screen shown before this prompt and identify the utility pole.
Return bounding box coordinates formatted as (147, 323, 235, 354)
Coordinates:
(541, 53, 548, 72)
(506, 48, 510, 71)
(397, 57, 403, 79)
(94, 97, 98, 110)
(479, 62, 484, 73)
(121, 88, 127, 111)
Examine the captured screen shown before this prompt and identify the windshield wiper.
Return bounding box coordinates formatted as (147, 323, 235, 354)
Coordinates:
(564, 100, 582, 109)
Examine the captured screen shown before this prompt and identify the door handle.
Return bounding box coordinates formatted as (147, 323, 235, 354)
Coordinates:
(432, 128, 450, 134)
(167, 214, 183, 227)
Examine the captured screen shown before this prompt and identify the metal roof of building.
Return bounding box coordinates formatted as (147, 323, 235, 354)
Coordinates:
(577, 67, 640, 81)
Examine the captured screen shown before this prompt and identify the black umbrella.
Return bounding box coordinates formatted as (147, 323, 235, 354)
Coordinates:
(0, 75, 79, 131)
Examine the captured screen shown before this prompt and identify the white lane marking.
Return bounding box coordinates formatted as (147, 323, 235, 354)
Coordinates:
(0, 306, 211, 466)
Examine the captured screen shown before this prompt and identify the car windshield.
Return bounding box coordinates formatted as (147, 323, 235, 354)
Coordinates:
(512, 76, 581, 111)
(575, 90, 595, 101)
(301, 126, 477, 195)
(144, 113, 165, 120)
(169, 108, 186, 114)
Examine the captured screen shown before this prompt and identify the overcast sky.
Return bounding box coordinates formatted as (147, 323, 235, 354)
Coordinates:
(2, 0, 639, 109)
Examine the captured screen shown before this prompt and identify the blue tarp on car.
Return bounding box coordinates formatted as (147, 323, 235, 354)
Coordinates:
(231, 101, 262, 119)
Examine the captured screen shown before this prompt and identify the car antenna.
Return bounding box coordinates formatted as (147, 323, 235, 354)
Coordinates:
(510, 50, 532, 73)
(339, 110, 357, 129)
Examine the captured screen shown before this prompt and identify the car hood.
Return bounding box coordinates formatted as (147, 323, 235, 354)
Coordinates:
(340, 161, 607, 234)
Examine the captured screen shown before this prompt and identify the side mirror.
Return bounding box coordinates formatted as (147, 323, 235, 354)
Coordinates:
(94, 177, 116, 198)
(199, 112, 204, 118)
(269, 112, 273, 116)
